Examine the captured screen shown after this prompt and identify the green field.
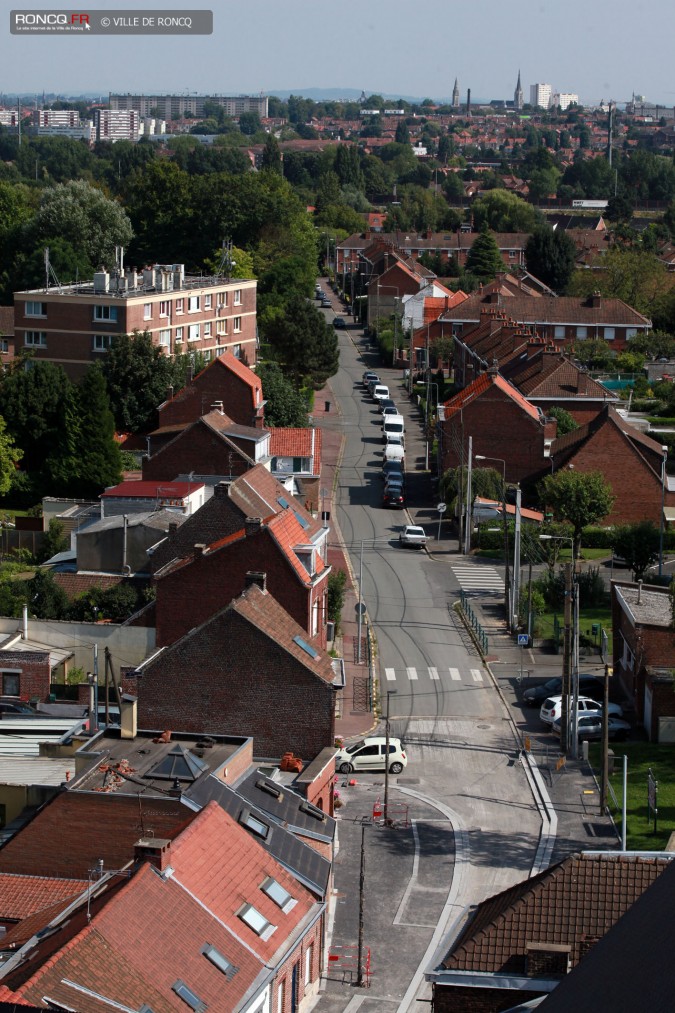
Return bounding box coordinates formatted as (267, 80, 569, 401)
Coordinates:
(589, 742, 675, 851)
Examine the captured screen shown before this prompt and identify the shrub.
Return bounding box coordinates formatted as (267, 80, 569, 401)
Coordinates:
(327, 569, 348, 632)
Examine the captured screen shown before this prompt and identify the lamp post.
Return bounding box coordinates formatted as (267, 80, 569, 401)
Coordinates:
(375, 283, 401, 360)
(383, 688, 398, 826)
(540, 534, 577, 755)
(475, 455, 511, 623)
(659, 444, 668, 578)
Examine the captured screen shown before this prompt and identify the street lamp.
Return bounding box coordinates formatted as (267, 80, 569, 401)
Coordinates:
(475, 455, 510, 623)
(540, 534, 578, 755)
(383, 688, 398, 826)
(659, 445, 668, 578)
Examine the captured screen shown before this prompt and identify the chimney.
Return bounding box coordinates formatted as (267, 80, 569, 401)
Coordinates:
(637, 580, 643, 605)
(245, 517, 262, 537)
(166, 386, 174, 402)
(588, 291, 602, 308)
(245, 571, 267, 592)
(168, 521, 178, 536)
(193, 543, 207, 557)
(487, 359, 499, 377)
(214, 481, 230, 500)
(134, 837, 172, 872)
(577, 368, 588, 394)
(120, 694, 138, 740)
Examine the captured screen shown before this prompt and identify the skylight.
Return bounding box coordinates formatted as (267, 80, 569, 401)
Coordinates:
(172, 981, 207, 1013)
(300, 800, 327, 822)
(277, 496, 290, 509)
(293, 509, 310, 530)
(239, 807, 270, 840)
(238, 904, 277, 941)
(293, 635, 319, 660)
(261, 876, 296, 913)
(201, 944, 238, 980)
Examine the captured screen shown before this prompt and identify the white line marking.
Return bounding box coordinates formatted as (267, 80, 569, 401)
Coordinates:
(393, 819, 421, 925)
(406, 667, 418, 681)
(471, 668, 483, 682)
(428, 667, 439, 680)
(385, 667, 396, 682)
(449, 667, 461, 681)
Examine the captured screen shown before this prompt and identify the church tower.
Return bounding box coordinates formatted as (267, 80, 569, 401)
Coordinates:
(452, 77, 460, 109)
(514, 70, 523, 111)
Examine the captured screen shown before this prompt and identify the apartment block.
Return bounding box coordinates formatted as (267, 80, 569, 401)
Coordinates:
(94, 108, 139, 142)
(529, 83, 552, 109)
(553, 92, 579, 110)
(109, 92, 268, 121)
(13, 264, 257, 380)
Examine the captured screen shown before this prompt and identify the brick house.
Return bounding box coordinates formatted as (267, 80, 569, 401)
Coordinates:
(0, 306, 15, 365)
(100, 479, 206, 518)
(143, 409, 268, 483)
(152, 467, 330, 650)
(132, 580, 337, 757)
(269, 427, 323, 512)
(611, 581, 675, 740)
(438, 370, 556, 484)
(13, 268, 257, 381)
(548, 406, 675, 526)
(0, 801, 326, 1013)
(336, 230, 532, 275)
(428, 852, 670, 1013)
(501, 347, 620, 424)
(366, 258, 433, 329)
(0, 649, 52, 703)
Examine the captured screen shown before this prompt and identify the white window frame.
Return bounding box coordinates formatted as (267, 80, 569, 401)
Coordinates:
(217, 291, 227, 308)
(25, 301, 46, 317)
(204, 322, 212, 337)
(94, 305, 117, 322)
(159, 328, 171, 348)
(234, 289, 242, 306)
(143, 303, 152, 320)
(175, 326, 184, 342)
(0, 339, 8, 353)
(92, 334, 112, 352)
(233, 316, 242, 333)
(217, 319, 228, 336)
(204, 293, 212, 309)
(24, 331, 46, 347)
(159, 300, 170, 318)
(175, 298, 184, 314)
(305, 944, 313, 985)
(188, 295, 200, 313)
(188, 323, 200, 342)
(232, 343, 241, 358)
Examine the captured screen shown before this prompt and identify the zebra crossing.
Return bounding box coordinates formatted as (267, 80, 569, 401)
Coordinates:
(452, 565, 505, 595)
(384, 665, 485, 685)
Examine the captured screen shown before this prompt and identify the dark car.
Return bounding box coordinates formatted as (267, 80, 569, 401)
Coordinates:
(552, 713, 631, 742)
(333, 316, 346, 329)
(0, 699, 38, 715)
(381, 461, 404, 482)
(522, 673, 604, 707)
(379, 398, 396, 414)
(383, 479, 405, 508)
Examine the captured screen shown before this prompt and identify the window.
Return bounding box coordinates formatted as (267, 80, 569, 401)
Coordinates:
(143, 303, 152, 320)
(277, 980, 285, 1013)
(159, 329, 171, 347)
(238, 904, 276, 941)
(159, 300, 169, 317)
(188, 323, 200, 342)
(233, 316, 242, 333)
(201, 944, 238, 980)
(203, 350, 212, 362)
(305, 945, 313, 985)
(204, 322, 212, 337)
(218, 291, 228, 308)
(216, 346, 226, 357)
(232, 343, 241, 358)
(0, 339, 9, 353)
(94, 305, 117, 322)
(576, 326, 587, 339)
(508, 250, 517, 260)
(25, 301, 46, 316)
(92, 335, 112, 351)
(204, 294, 212, 309)
(261, 877, 296, 913)
(172, 981, 207, 1013)
(626, 328, 638, 339)
(24, 331, 46, 347)
(604, 326, 615, 341)
(554, 325, 565, 339)
(2, 673, 19, 697)
(234, 289, 242, 305)
(188, 295, 200, 312)
(216, 320, 228, 336)
(175, 326, 184, 342)
(176, 298, 184, 314)
(239, 807, 270, 840)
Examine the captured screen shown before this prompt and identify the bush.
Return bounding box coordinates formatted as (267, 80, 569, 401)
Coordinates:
(327, 569, 348, 632)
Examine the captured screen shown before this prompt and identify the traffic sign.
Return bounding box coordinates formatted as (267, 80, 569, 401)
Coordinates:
(437, 502, 447, 514)
(517, 634, 529, 646)
(355, 602, 366, 615)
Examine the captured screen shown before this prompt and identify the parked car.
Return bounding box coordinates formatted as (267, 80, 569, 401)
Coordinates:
(335, 736, 407, 774)
(381, 461, 404, 482)
(522, 674, 605, 707)
(540, 695, 623, 727)
(363, 371, 379, 387)
(383, 479, 405, 508)
(379, 398, 396, 414)
(384, 432, 405, 452)
(400, 525, 427, 549)
(552, 714, 631, 742)
(367, 377, 382, 396)
(0, 699, 38, 715)
(372, 384, 390, 404)
(333, 316, 346, 329)
(382, 405, 399, 418)
(382, 415, 405, 443)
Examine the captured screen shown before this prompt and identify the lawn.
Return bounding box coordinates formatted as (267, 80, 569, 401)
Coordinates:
(533, 606, 612, 656)
(588, 742, 675, 851)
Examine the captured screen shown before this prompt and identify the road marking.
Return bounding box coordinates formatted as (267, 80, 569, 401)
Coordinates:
(428, 667, 439, 681)
(452, 565, 505, 593)
(406, 667, 418, 681)
(449, 667, 461, 681)
(471, 668, 483, 682)
(385, 667, 396, 682)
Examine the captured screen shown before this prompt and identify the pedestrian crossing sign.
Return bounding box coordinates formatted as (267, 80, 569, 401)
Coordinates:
(517, 634, 529, 646)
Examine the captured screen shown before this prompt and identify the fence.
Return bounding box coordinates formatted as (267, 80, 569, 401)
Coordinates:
(458, 591, 488, 655)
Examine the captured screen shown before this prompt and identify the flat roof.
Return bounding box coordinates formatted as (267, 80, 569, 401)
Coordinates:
(15, 274, 256, 300)
(101, 480, 204, 499)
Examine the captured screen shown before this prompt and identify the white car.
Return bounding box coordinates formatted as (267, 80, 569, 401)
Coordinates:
(540, 694, 623, 727)
(335, 736, 407, 774)
(399, 525, 427, 549)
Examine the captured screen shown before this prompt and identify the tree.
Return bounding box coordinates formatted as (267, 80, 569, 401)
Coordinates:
(395, 120, 410, 145)
(549, 407, 578, 436)
(538, 470, 615, 558)
(465, 227, 504, 282)
(525, 228, 577, 292)
(261, 134, 282, 174)
(256, 362, 308, 427)
(38, 518, 68, 563)
(102, 331, 185, 433)
(605, 193, 635, 224)
(238, 112, 261, 135)
(0, 415, 22, 496)
(612, 521, 660, 580)
(26, 569, 69, 620)
(267, 295, 339, 389)
(440, 465, 503, 516)
(471, 190, 543, 232)
(0, 360, 71, 475)
(31, 180, 133, 268)
(73, 367, 122, 497)
(567, 246, 669, 318)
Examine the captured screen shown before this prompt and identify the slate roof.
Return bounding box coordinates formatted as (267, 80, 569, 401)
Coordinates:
(0, 872, 88, 920)
(236, 768, 336, 842)
(443, 373, 541, 422)
(186, 775, 332, 897)
(442, 852, 670, 975)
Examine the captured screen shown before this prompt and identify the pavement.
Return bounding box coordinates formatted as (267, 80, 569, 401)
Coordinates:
(308, 281, 620, 1012)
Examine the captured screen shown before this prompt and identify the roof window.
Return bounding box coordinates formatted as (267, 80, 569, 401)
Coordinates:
(201, 943, 238, 980)
(172, 981, 207, 1013)
(293, 635, 319, 660)
(239, 807, 271, 840)
(238, 903, 277, 941)
(261, 876, 297, 913)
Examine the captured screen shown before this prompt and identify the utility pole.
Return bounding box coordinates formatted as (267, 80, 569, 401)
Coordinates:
(464, 437, 473, 555)
(383, 689, 397, 825)
(512, 485, 521, 632)
(561, 562, 573, 754)
(600, 663, 610, 812)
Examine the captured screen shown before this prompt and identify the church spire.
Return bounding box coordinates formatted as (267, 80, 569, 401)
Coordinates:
(452, 77, 460, 109)
(514, 69, 523, 111)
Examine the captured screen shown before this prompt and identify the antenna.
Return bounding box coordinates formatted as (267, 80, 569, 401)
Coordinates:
(44, 247, 62, 292)
(216, 238, 236, 282)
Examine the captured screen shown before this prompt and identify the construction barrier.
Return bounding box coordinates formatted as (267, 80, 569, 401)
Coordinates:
(327, 944, 371, 986)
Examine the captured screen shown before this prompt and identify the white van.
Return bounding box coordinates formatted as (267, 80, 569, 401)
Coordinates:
(372, 384, 390, 404)
(384, 431, 405, 451)
(382, 414, 405, 443)
(383, 443, 405, 466)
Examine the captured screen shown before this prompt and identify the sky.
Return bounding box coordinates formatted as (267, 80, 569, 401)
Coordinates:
(0, 0, 672, 107)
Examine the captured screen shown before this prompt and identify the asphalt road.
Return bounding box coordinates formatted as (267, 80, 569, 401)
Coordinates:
(328, 316, 505, 727)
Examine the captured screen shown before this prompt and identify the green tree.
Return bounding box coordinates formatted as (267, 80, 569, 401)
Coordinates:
(31, 180, 133, 268)
(74, 367, 122, 497)
(612, 521, 660, 580)
(327, 569, 348, 632)
(395, 120, 411, 145)
(538, 470, 615, 558)
(0, 360, 71, 476)
(38, 518, 69, 563)
(0, 415, 22, 496)
(549, 406, 579, 436)
(471, 190, 543, 232)
(570, 338, 615, 371)
(267, 295, 339, 389)
(567, 247, 669, 317)
(257, 362, 309, 427)
(238, 112, 261, 135)
(102, 331, 185, 433)
(465, 228, 504, 282)
(261, 134, 282, 174)
(605, 193, 635, 224)
(27, 569, 69, 620)
(440, 465, 503, 516)
(525, 228, 577, 292)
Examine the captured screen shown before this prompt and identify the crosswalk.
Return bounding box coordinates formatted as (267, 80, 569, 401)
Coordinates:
(452, 565, 505, 595)
(384, 665, 485, 684)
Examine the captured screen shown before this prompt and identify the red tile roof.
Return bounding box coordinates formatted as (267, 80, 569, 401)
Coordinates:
(269, 427, 322, 463)
(0, 872, 88, 920)
(268, 509, 326, 584)
(443, 372, 540, 422)
(101, 480, 204, 499)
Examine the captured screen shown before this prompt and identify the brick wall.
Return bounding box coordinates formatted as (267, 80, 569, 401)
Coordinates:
(274, 916, 324, 1013)
(158, 362, 261, 430)
(0, 651, 51, 702)
(143, 422, 254, 482)
(432, 983, 547, 1013)
(136, 609, 335, 758)
(154, 529, 328, 649)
